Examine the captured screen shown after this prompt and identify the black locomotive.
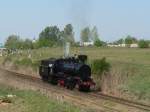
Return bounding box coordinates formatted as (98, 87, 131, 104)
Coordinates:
(39, 55, 95, 91)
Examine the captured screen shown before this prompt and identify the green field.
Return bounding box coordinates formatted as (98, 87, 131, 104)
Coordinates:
(2, 47, 150, 103)
(0, 84, 88, 112)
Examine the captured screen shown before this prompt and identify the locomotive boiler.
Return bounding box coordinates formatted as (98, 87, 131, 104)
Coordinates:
(39, 55, 95, 91)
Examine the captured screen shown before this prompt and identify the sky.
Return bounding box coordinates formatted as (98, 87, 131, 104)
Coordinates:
(0, 0, 150, 43)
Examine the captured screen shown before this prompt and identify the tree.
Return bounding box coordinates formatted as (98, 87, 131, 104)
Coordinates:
(125, 35, 138, 47)
(5, 35, 22, 49)
(80, 27, 91, 42)
(138, 40, 149, 48)
(22, 39, 33, 49)
(114, 38, 124, 44)
(38, 26, 61, 47)
(94, 38, 106, 47)
(62, 24, 75, 45)
(132, 37, 138, 43)
(91, 26, 99, 41)
(125, 36, 133, 45)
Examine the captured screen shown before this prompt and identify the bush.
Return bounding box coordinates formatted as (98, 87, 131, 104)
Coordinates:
(138, 40, 149, 48)
(91, 57, 111, 76)
(32, 61, 40, 70)
(2, 56, 12, 65)
(15, 58, 32, 66)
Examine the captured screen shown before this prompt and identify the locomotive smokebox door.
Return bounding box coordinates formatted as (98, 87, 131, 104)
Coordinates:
(78, 55, 87, 63)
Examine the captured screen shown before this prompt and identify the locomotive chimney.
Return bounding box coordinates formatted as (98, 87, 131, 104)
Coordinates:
(64, 42, 70, 58)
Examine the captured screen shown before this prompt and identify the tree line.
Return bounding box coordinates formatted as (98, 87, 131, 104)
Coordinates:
(112, 35, 150, 48)
(5, 24, 74, 49)
(4, 24, 150, 49)
(5, 24, 105, 49)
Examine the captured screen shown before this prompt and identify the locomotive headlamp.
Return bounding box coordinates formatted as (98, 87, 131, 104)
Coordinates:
(49, 64, 53, 67)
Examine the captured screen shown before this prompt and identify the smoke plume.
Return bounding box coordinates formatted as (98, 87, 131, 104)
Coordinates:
(69, 0, 91, 28)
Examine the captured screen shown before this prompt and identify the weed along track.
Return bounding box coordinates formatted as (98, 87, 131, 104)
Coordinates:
(0, 68, 150, 112)
(90, 93, 150, 111)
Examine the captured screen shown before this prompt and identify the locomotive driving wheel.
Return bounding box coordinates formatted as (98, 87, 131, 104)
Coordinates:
(65, 77, 76, 90)
(66, 82, 76, 90)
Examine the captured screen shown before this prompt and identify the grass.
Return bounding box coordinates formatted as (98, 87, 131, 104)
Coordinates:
(0, 84, 87, 112)
(1, 47, 150, 102)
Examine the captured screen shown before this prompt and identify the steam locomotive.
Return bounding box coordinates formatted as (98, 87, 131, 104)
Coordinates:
(39, 55, 95, 91)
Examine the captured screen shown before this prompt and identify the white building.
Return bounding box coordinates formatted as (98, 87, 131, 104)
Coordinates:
(32, 38, 37, 43)
(107, 43, 138, 48)
(107, 44, 126, 47)
(118, 44, 126, 47)
(130, 44, 138, 48)
(80, 42, 94, 46)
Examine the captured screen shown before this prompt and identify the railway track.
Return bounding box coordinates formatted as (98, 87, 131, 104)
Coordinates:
(90, 93, 150, 112)
(0, 68, 120, 112)
(0, 68, 150, 112)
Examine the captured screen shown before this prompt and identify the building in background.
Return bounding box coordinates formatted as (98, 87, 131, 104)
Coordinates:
(107, 43, 138, 48)
(80, 42, 94, 46)
(130, 44, 138, 48)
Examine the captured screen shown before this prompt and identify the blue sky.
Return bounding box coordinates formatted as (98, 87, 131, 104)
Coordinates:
(0, 0, 150, 43)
